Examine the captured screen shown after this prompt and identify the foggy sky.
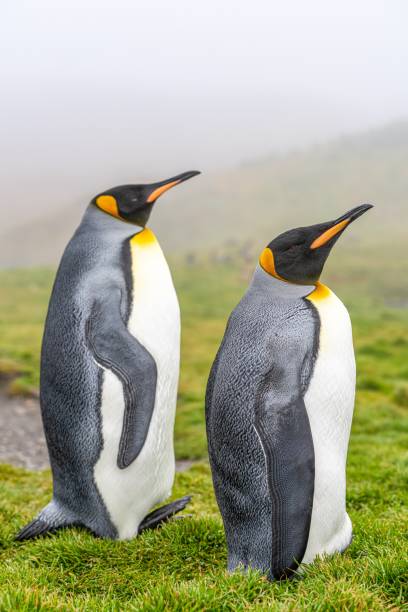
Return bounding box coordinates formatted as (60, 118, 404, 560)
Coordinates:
(1, 0, 408, 230)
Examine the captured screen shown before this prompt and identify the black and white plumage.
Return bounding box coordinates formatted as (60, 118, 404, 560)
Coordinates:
(16, 172, 200, 541)
(206, 204, 372, 580)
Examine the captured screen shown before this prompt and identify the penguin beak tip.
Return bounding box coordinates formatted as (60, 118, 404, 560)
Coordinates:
(332, 203, 374, 225)
(181, 170, 201, 181)
(347, 203, 374, 222)
(310, 203, 374, 250)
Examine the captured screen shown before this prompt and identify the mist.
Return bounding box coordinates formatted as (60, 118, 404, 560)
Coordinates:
(1, 0, 408, 234)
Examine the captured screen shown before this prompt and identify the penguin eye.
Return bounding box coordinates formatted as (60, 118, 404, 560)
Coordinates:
(284, 244, 300, 253)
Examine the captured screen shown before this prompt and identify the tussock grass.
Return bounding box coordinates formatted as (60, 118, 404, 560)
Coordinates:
(0, 444, 407, 610)
(0, 263, 407, 609)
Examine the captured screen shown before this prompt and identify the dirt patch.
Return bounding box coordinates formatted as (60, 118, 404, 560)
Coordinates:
(0, 393, 193, 472)
(0, 393, 48, 470)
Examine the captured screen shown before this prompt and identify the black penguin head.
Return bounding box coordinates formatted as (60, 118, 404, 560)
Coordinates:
(260, 204, 373, 285)
(92, 170, 201, 226)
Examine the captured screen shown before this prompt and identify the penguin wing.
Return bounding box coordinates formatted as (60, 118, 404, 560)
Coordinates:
(254, 330, 315, 579)
(86, 287, 157, 469)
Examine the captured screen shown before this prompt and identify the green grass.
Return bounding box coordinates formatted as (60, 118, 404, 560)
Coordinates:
(0, 263, 407, 609)
(0, 414, 407, 611)
(0, 268, 55, 396)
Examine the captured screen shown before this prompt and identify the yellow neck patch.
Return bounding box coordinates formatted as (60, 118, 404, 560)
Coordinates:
(130, 228, 157, 247)
(306, 281, 331, 302)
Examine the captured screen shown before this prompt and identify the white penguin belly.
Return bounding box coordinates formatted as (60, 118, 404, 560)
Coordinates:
(302, 283, 355, 564)
(94, 229, 180, 539)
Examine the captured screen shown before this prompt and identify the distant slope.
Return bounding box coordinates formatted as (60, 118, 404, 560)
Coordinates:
(1, 120, 407, 267)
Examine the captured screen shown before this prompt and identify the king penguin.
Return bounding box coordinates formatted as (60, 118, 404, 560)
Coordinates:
(16, 170, 200, 541)
(206, 204, 373, 580)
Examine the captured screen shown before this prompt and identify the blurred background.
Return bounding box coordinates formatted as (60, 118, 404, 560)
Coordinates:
(1, 0, 408, 265)
(0, 1, 407, 462)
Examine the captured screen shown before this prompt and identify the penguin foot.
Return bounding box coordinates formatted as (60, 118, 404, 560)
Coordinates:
(15, 517, 64, 541)
(15, 501, 76, 541)
(138, 495, 192, 533)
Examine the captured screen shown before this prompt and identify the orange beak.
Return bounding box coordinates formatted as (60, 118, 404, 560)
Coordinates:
(310, 204, 373, 250)
(146, 171, 201, 203)
(310, 219, 350, 249)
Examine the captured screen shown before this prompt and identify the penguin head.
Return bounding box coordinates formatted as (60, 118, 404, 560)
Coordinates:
(260, 204, 373, 285)
(92, 170, 201, 226)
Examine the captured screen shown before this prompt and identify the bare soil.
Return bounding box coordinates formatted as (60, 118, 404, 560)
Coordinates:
(0, 393, 193, 472)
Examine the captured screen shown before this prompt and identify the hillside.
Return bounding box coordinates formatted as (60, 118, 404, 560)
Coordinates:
(1, 120, 408, 267)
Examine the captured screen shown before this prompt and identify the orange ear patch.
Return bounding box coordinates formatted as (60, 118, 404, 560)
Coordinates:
(259, 247, 286, 281)
(96, 195, 120, 218)
(310, 219, 350, 249)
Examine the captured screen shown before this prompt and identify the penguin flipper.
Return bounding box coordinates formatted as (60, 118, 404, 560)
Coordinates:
(138, 496, 192, 533)
(254, 335, 315, 580)
(86, 288, 157, 469)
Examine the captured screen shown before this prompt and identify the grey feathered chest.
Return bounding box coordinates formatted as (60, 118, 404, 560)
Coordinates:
(207, 268, 318, 438)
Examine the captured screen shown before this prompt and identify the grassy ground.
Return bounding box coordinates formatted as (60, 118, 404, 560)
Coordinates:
(0, 261, 407, 609)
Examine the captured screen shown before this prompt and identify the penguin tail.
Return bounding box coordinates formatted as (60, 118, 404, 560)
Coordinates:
(138, 495, 192, 533)
(15, 501, 75, 541)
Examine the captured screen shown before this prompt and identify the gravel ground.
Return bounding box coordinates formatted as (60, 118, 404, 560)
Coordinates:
(0, 393, 49, 470)
(0, 393, 193, 472)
